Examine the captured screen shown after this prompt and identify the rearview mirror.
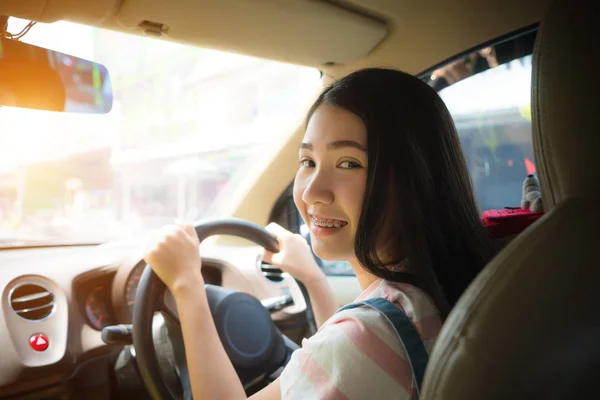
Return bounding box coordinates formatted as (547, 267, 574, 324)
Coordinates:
(0, 37, 112, 113)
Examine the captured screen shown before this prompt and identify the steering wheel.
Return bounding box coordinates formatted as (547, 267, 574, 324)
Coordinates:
(132, 219, 301, 399)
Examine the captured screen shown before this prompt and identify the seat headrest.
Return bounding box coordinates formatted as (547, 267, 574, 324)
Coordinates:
(532, 0, 600, 211)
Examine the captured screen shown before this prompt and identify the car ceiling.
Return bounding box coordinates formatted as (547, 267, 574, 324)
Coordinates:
(1, 0, 551, 77)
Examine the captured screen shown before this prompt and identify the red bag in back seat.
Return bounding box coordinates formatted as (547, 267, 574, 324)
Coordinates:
(481, 208, 543, 238)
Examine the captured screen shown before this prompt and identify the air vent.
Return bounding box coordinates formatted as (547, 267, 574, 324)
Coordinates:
(260, 262, 284, 283)
(10, 283, 55, 321)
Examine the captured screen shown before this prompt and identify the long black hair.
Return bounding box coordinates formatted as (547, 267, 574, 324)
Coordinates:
(307, 68, 492, 317)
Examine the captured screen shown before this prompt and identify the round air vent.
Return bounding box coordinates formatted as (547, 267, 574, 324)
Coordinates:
(10, 283, 55, 321)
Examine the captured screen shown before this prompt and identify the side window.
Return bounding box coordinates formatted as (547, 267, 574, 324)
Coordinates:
(424, 30, 537, 212)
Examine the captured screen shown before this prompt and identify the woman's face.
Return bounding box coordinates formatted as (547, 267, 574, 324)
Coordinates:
(294, 104, 368, 262)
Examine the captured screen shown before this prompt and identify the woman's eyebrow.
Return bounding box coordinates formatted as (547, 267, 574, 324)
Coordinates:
(327, 140, 367, 152)
(299, 140, 366, 152)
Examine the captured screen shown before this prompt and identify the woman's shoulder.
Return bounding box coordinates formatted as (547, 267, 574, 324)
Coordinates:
(281, 300, 417, 399)
(341, 278, 442, 350)
(279, 279, 442, 399)
(309, 278, 442, 370)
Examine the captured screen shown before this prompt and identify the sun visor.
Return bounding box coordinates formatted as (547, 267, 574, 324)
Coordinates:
(0, 0, 120, 24)
(115, 0, 388, 66)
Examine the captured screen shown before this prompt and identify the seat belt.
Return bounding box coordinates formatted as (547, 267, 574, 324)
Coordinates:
(337, 297, 429, 397)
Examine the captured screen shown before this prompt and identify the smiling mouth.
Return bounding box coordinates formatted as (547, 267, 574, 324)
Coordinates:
(310, 216, 348, 228)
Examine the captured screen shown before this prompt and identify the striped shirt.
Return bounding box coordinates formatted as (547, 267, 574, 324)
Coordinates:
(280, 278, 442, 399)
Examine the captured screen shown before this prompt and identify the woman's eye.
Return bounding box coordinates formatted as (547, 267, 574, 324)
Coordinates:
(299, 159, 315, 168)
(338, 161, 362, 169)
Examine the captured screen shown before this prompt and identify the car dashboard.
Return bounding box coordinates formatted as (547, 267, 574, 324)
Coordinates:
(0, 239, 306, 399)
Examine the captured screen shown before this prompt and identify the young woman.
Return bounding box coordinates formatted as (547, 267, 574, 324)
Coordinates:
(145, 68, 492, 399)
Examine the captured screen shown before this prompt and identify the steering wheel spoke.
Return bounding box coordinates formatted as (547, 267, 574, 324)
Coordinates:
(156, 291, 193, 398)
(160, 290, 180, 323)
(159, 315, 193, 400)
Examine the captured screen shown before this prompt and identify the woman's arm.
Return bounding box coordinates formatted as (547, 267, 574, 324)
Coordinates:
(174, 282, 281, 399)
(263, 223, 340, 327)
(249, 378, 282, 399)
(303, 271, 340, 328)
(145, 224, 281, 400)
(173, 279, 247, 399)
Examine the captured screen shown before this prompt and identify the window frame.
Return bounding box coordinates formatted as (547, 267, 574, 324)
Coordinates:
(416, 24, 538, 81)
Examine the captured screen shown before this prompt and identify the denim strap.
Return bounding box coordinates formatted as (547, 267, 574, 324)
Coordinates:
(337, 297, 428, 397)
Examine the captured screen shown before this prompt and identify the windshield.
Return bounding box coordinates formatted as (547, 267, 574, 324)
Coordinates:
(0, 19, 321, 243)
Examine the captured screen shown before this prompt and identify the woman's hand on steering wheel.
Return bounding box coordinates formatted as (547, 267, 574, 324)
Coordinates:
(134, 219, 289, 400)
(143, 223, 204, 294)
(263, 222, 324, 286)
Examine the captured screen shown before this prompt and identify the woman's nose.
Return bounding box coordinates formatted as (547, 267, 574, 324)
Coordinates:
(302, 169, 334, 205)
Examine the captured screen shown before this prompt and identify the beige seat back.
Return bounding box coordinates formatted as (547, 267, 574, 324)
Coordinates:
(421, 0, 600, 398)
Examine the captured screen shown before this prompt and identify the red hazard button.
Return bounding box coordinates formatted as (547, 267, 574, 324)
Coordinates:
(29, 333, 49, 351)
